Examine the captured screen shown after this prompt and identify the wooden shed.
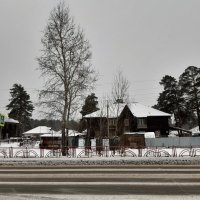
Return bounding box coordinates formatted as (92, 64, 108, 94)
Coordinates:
(120, 133, 145, 148)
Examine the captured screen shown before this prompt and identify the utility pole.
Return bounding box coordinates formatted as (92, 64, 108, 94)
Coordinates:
(107, 100, 109, 138)
(115, 98, 124, 137)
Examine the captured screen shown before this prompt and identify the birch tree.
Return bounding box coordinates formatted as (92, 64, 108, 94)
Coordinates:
(37, 2, 96, 150)
(111, 70, 130, 104)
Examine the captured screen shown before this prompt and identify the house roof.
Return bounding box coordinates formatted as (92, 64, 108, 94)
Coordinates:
(4, 117, 19, 124)
(23, 126, 52, 136)
(190, 126, 200, 134)
(41, 129, 86, 138)
(126, 103, 171, 118)
(40, 132, 62, 138)
(84, 102, 171, 119)
(84, 103, 126, 118)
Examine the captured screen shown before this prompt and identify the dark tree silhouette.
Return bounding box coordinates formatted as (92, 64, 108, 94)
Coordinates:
(80, 93, 99, 116)
(6, 84, 34, 135)
(154, 75, 196, 128)
(179, 66, 200, 129)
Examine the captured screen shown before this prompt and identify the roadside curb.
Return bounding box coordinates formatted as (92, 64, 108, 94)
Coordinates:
(0, 157, 200, 167)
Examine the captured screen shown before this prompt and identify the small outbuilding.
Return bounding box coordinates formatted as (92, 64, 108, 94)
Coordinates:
(23, 126, 52, 139)
(1, 116, 19, 139)
(40, 132, 62, 149)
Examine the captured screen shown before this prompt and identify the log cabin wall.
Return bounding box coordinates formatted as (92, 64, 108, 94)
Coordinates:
(86, 118, 108, 138)
(117, 106, 137, 136)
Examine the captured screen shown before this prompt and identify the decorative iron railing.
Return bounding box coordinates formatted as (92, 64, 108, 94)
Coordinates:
(0, 146, 199, 158)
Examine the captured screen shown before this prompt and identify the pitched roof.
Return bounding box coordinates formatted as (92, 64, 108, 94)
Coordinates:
(41, 129, 86, 137)
(84, 103, 125, 118)
(190, 126, 200, 134)
(4, 116, 19, 124)
(83, 102, 171, 119)
(23, 126, 51, 135)
(127, 103, 171, 117)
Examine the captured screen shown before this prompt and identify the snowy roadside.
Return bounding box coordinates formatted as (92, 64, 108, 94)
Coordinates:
(1, 142, 200, 166)
(0, 156, 200, 167)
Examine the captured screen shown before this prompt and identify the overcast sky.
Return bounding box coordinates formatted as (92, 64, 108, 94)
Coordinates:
(1, 0, 200, 119)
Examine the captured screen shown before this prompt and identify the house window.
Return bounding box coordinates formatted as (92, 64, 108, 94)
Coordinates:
(124, 119, 129, 126)
(124, 119, 130, 132)
(109, 119, 116, 126)
(137, 118, 147, 129)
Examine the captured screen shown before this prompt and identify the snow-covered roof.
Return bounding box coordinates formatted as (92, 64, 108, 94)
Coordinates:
(53, 129, 86, 137)
(84, 102, 170, 119)
(4, 117, 19, 124)
(190, 126, 200, 134)
(127, 103, 171, 118)
(23, 126, 52, 136)
(83, 110, 106, 118)
(124, 132, 155, 138)
(68, 129, 86, 136)
(41, 132, 62, 138)
(84, 103, 125, 118)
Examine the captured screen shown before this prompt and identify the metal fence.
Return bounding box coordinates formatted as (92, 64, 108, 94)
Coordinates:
(0, 146, 200, 158)
(145, 137, 200, 147)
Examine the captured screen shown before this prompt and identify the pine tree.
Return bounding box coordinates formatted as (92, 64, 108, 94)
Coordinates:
(6, 84, 34, 136)
(155, 75, 188, 127)
(179, 66, 200, 129)
(80, 93, 99, 116)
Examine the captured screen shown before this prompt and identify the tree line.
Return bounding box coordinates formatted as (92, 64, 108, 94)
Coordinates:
(6, 1, 200, 139)
(154, 66, 200, 129)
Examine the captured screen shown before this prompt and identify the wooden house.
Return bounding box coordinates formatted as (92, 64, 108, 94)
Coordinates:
(83, 102, 171, 140)
(118, 103, 171, 137)
(83, 104, 125, 139)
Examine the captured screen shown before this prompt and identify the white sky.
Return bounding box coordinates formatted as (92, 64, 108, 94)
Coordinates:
(1, 0, 200, 119)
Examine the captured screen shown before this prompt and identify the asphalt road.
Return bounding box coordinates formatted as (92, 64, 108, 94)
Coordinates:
(0, 166, 200, 199)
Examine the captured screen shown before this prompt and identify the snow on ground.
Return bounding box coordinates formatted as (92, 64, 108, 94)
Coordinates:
(0, 142, 200, 166)
(0, 142, 20, 148)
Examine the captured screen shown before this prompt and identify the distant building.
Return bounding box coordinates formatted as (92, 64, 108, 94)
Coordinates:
(22, 126, 52, 139)
(39, 129, 86, 149)
(1, 116, 19, 139)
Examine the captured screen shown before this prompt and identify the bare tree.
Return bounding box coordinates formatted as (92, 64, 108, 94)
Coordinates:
(111, 70, 130, 104)
(37, 2, 97, 152)
(111, 70, 130, 136)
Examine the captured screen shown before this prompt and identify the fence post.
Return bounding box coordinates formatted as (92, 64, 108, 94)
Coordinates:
(172, 146, 177, 157)
(190, 146, 194, 157)
(25, 147, 28, 158)
(9, 147, 13, 158)
(138, 147, 142, 157)
(40, 148, 44, 158)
